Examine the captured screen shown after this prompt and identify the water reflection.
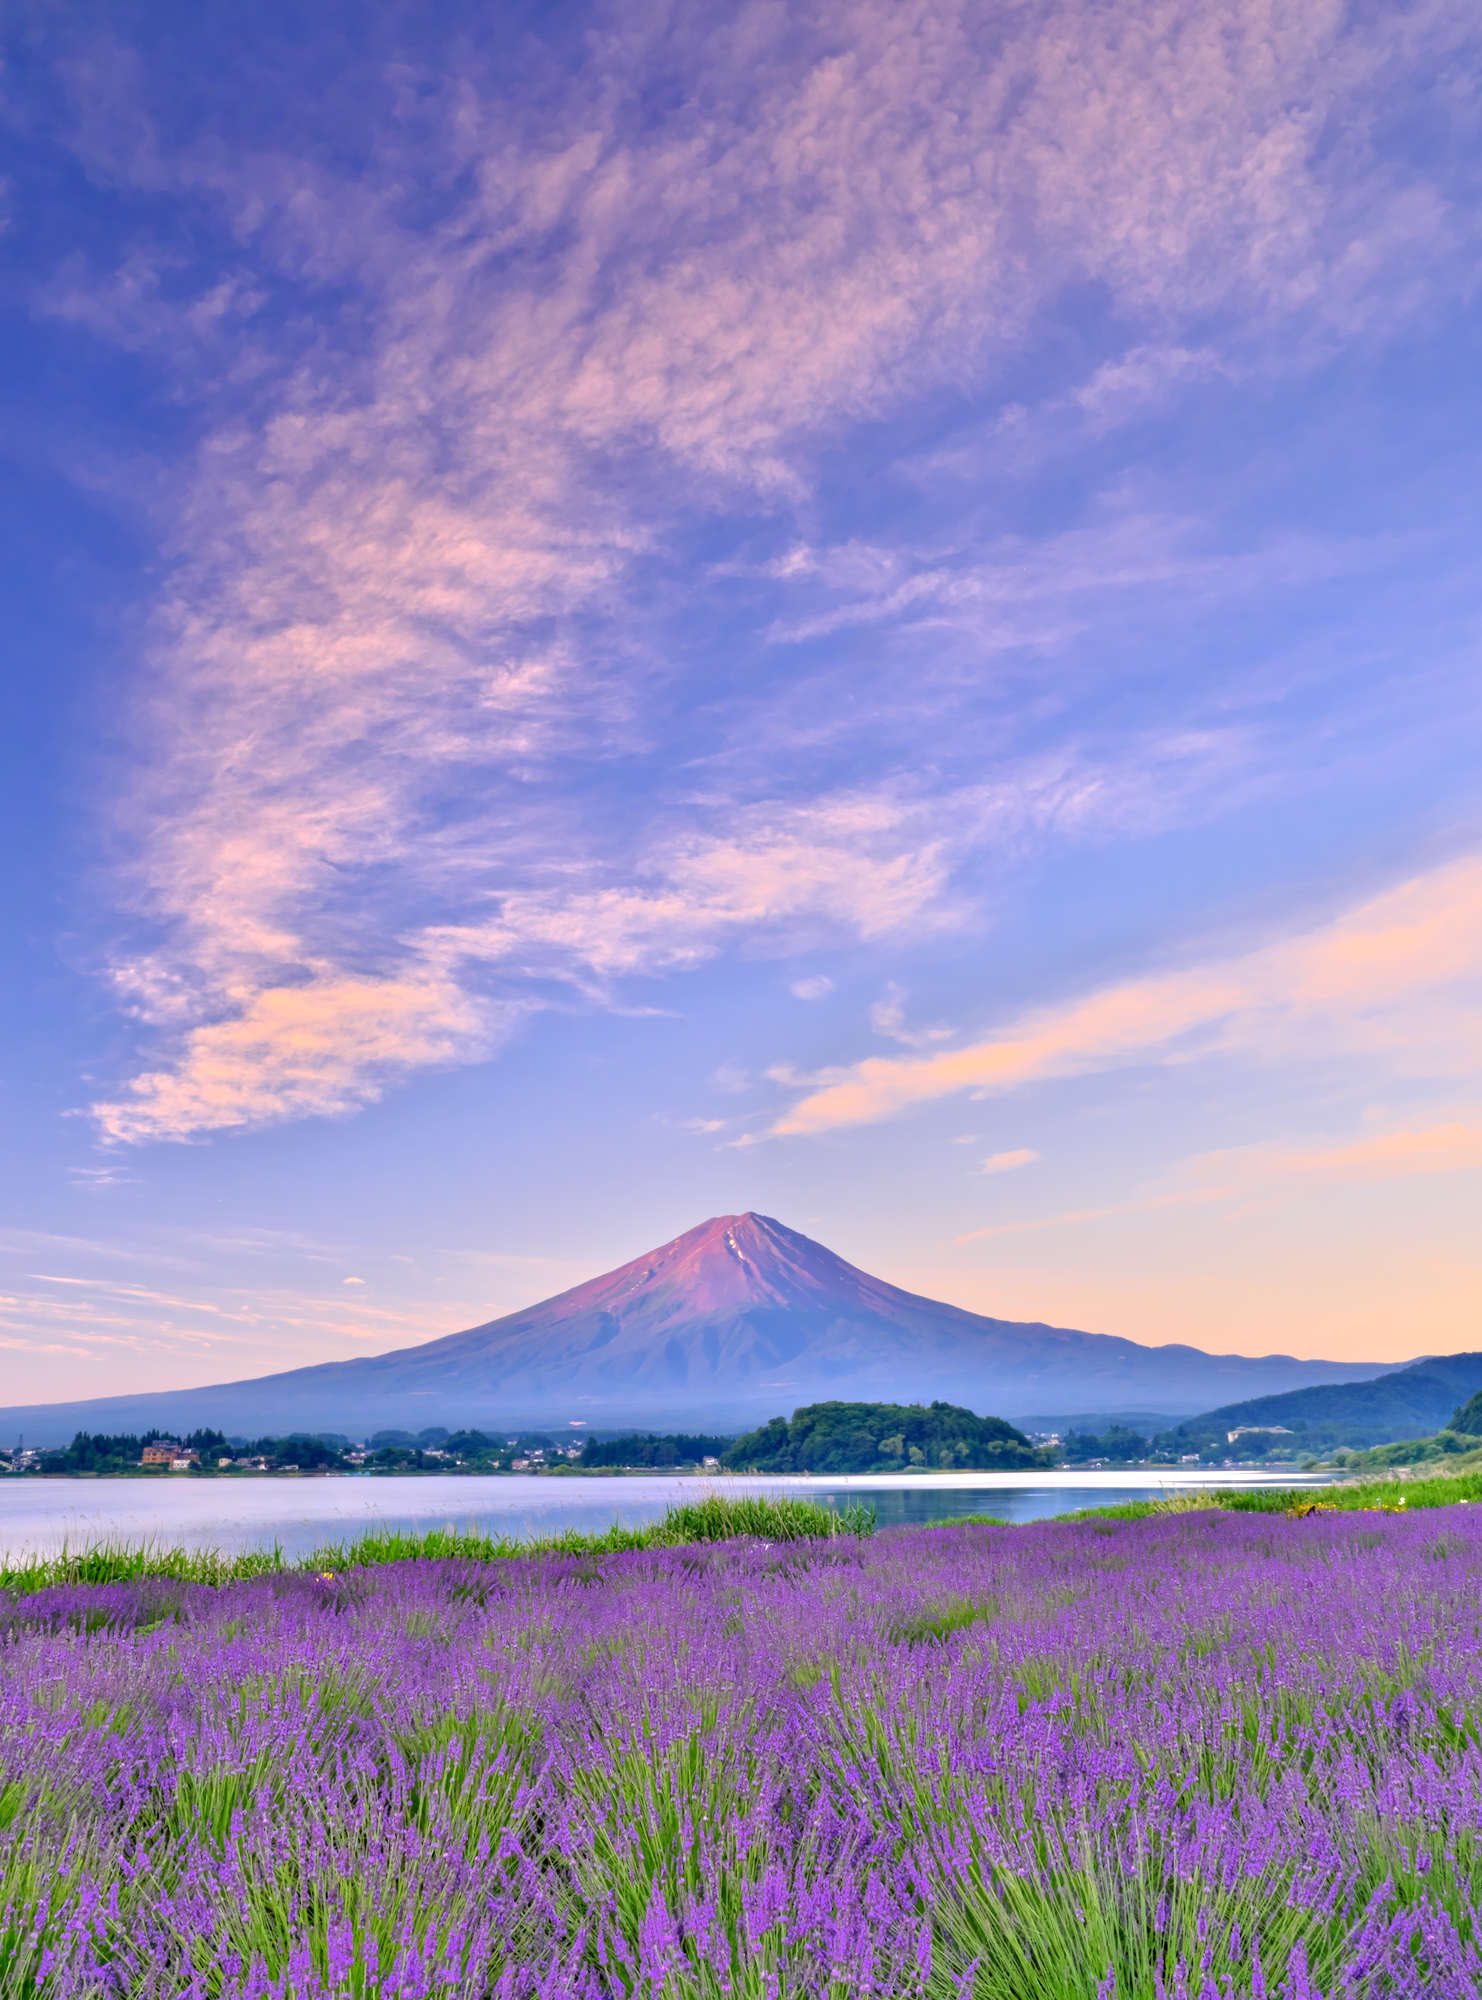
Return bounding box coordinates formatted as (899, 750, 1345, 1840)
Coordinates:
(0, 1468, 1325, 1561)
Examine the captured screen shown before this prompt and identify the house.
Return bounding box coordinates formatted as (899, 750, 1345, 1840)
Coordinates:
(141, 1440, 185, 1467)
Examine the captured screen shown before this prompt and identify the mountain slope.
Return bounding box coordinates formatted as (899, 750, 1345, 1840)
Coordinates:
(0, 1212, 1396, 1444)
(1172, 1352, 1482, 1450)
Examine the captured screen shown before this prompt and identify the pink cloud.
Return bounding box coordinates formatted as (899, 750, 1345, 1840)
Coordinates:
(76, 0, 1480, 1146)
(93, 970, 491, 1145)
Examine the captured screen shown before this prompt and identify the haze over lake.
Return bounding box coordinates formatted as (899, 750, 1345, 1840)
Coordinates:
(0, 1470, 1325, 1561)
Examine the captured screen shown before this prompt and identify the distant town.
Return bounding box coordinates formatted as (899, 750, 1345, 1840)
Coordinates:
(0, 1402, 1319, 1480)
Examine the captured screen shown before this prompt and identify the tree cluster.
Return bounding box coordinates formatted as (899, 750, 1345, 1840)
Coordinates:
(1449, 1390, 1482, 1438)
(723, 1400, 1049, 1474)
(1058, 1424, 1151, 1465)
(576, 1432, 732, 1469)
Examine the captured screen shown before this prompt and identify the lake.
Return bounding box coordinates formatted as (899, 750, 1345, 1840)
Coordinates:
(0, 1468, 1327, 1560)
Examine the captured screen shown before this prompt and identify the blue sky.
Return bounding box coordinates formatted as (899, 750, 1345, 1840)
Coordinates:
(2, 0, 1481, 1402)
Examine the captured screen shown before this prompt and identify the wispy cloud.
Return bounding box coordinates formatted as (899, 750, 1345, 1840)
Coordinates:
(45, 0, 1478, 1145)
(1184, 1119, 1482, 1190)
(869, 983, 954, 1050)
(772, 850, 1482, 1137)
(980, 1148, 1040, 1175)
(68, 1164, 139, 1189)
(954, 1114, 1482, 1246)
(955, 1185, 1226, 1245)
(763, 509, 1387, 653)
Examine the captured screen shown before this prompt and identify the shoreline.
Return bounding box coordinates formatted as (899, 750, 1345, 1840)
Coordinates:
(0, 1465, 1474, 1592)
(0, 1458, 1320, 1483)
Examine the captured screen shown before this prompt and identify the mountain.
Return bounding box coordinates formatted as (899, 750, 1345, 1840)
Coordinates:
(1171, 1352, 1482, 1452)
(0, 1211, 1398, 1445)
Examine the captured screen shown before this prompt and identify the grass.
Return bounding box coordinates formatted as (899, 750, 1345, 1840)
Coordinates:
(1216, 1465, 1482, 1512)
(1053, 1461, 1482, 1529)
(0, 1491, 876, 1595)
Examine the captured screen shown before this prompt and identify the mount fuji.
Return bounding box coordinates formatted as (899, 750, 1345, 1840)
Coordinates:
(0, 1213, 1394, 1444)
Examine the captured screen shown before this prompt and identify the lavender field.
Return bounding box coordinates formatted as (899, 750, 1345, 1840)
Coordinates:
(3, 1506, 1481, 1999)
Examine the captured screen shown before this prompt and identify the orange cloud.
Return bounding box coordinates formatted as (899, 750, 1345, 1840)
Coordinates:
(774, 851, 1482, 1136)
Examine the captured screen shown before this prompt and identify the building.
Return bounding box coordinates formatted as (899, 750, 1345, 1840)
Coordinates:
(141, 1440, 198, 1469)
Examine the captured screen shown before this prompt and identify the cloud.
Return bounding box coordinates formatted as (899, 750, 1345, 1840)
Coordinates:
(953, 1113, 1482, 1245)
(55, 0, 1480, 1143)
(68, 1164, 139, 1189)
(764, 507, 1382, 653)
(93, 969, 494, 1145)
(980, 1148, 1040, 1175)
(790, 975, 834, 1001)
(429, 788, 963, 985)
(1186, 1119, 1482, 1189)
(341, 1275, 367, 1286)
(772, 850, 1482, 1137)
(955, 1185, 1226, 1244)
(0, 1268, 477, 1379)
(869, 982, 955, 1050)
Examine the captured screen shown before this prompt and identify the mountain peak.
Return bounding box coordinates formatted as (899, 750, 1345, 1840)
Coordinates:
(554, 1210, 847, 1321)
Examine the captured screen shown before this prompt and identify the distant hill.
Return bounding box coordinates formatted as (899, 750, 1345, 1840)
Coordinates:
(0, 1212, 1396, 1445)
(1173, 1352, 1482, 1452)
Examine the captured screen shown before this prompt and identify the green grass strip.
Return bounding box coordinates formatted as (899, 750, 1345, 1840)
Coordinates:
(0, 1492, 875, 1594)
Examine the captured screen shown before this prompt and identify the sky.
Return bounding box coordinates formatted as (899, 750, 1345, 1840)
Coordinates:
(2, 0, 1481, 1404)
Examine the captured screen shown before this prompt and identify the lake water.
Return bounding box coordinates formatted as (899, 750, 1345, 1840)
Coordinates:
(0, 1468, 1327, 1561)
